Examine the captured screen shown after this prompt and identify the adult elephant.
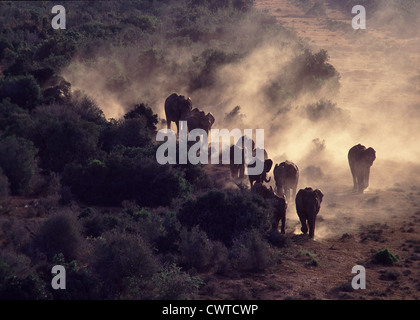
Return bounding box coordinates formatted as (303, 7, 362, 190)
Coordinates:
(229, 135, 255, 179)
(348, 144, 376, 193)
(251, 182, 287, 234)
(273, 161, 299, 201)
(295, 187, 324, 239)
(186, 108, 215, 134)
(164, 93, 192, 133)
(247, 150, 272, 187)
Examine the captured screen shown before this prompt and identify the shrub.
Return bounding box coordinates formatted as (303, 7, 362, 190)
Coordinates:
(0, 135, 38, 195)
(0, 75, 41, 110)
(0, 254, 49, 300)
(32, 211, 83, 261)
(371, 248, 399, 266)
(179, 226, 218, 271)
(151, 264, 203, 300)
(178, 189, 271, 246)
(29, 109, 100, 172)
(63, 148, 190, 207)
(49, 253, 99, 300)
(230, 230, 277, 272)
(91, 231, 159, 298)
(0, 167, 9, 199)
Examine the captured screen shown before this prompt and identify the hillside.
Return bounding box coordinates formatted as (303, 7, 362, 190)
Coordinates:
(0, 0, 419, 300)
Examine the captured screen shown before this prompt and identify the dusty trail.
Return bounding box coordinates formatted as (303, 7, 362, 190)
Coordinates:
(198, 0, 420, 300)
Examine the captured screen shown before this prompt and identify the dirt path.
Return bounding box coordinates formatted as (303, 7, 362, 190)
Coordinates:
(195, 0, 420, 300)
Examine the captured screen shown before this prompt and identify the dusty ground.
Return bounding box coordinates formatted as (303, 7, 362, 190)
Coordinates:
(199, 184, 420, 300)
(196, 0, 420, 300)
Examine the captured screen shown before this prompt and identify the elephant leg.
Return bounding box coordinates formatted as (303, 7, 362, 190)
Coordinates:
(308, 214, 316, 239)
(271, 213, 280, 232)
(298, 212, 308, 234)
(357, 174, 364, 193)
(175, 121, 180, 135)
(167, 120, 172, 129)
(239, 164, 245, 178)
(230, 165, 238, 178)
(352, 174, 358, 192)
(280, 213, 285, 234)
(363, 167, 370, 190)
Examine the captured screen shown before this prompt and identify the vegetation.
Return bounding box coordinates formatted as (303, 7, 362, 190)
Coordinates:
(0, 0, 345, 300)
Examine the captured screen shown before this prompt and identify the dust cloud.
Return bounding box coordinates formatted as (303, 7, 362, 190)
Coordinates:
(62, 0, 420, 202)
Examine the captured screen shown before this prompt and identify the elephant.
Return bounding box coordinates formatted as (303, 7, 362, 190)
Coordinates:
(164, 93, 192, 133)
(186, 108, 215, 134)
(295, 187, 324, 239)
(229, 135, 255, 179)
(251, 182, 287, 233)
(273, 161, 299, 201)
(348, 144, 376, 193)
(229, 144, 245, 179)
(247, 148, 272, 187)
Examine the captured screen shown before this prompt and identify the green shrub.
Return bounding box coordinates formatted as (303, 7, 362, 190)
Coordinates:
(371, 248, 399, 266)
(0, 167, 9, 198)
(29, 108, 100, 172)
(178, 189, 270, 246)
(49, 253, 99, 300)
(230, 230, 277, 272)
(32, 211, 83, 261)
(0, 255, 49, 300)
(0, 135, 38, 195)
(91, 231, 159, 298)
(63, 148, 190, 207)
(0, 75, 41, 110)
(151, 264, 203, 300)
(179, 226, 228, 272)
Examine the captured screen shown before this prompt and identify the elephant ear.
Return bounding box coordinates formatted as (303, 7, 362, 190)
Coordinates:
(314, 189, 324, 202)
(366, 147, 376, 163)
(207, 112, 215, 127)
(265, 159, 273, 172)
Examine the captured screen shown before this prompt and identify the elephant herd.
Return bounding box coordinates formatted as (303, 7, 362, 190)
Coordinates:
(163, 93, 376, 239)
(164, 93, 215, 134)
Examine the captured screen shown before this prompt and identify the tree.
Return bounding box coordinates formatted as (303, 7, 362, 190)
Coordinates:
(0, 135, 38, 195)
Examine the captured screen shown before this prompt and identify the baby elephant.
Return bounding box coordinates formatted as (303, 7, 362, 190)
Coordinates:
(295, 187, 324, 239)
(251, 182, 287, 234)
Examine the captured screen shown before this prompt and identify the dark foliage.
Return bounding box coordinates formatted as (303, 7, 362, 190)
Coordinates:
(0, 135, 38, 195)
(178, 189, 271, 246)
(63, 148, 190, 207)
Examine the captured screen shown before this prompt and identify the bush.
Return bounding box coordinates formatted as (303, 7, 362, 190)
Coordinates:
(91, 231, 159, 298)
(32, 211, 83, 261)
(0, 167, 9, 199)
(63, 148, 190, 207)
(178, 189, 271, 246)
(371, 248, 399, 266)
(151, 264, 203, 300)
(0, 135, 38, 195)
(49, 253, 99, 300)
(230, 230, 278, 272)
(0, 254, 49, 300)
(0, 75, 41, 110)
(179, 226, 228, 272)
(29, 107, 100, 172)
